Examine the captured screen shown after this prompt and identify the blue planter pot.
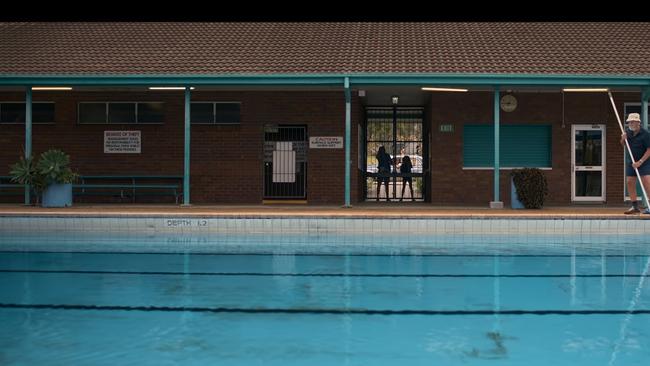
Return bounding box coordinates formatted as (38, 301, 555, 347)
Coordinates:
(42, 183, 73, 208)
(511, 178, 524, 209)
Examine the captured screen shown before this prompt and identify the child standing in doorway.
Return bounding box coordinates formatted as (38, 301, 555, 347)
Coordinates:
(399, 155, 414, 201)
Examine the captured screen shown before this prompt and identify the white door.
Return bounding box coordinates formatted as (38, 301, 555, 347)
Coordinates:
(571, 124, 606, 202)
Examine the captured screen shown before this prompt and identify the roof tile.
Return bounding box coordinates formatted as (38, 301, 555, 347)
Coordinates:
(0, 22, 649, 75)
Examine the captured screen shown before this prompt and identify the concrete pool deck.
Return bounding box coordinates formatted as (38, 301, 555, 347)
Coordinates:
(0, 203, 649, 219)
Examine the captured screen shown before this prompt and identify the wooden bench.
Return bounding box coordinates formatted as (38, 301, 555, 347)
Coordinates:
(74, 175, 183, 204)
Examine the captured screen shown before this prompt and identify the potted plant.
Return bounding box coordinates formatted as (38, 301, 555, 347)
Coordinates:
(510, 168, 548, 209)
(9, 149, 78, 207)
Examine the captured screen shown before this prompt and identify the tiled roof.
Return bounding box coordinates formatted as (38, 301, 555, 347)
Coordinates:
(1, 22, 649, 76)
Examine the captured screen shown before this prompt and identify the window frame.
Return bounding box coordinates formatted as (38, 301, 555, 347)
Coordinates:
(107, 102, 137, 124)
(0, 101, 56, 124)
(190, 101, 241, 125)
(136, 101, 166, 124)
(78, 101, 165, 124)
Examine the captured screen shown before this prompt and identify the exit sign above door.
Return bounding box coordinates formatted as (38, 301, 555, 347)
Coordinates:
(440, 124, 454, 132)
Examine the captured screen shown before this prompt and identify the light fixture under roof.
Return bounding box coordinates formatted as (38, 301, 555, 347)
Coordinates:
(562, 88, 609, 92)
(148, 87, 195, 90)
(421, 87, 468, 92)
(31, 87, 73, 91)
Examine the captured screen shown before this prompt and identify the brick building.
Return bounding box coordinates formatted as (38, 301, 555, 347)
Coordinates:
(1, 22, 650, 206)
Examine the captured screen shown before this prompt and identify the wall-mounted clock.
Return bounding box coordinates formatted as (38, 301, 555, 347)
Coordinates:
(500, 94, 517, 112)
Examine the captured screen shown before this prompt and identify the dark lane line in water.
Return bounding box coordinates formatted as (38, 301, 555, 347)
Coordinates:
(2, 303, 650, 315)
(1, 251, 648, 257)
(1, 269, 648, 278)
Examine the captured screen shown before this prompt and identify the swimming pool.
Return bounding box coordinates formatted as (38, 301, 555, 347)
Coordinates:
(1, 238, 649, 365)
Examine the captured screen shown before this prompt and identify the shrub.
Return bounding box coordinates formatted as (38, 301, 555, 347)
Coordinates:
(9, 149, 78, 194)
(35, 149, 78, 185)
(511, 168, 548, 209)
(9, 155, 47, 195)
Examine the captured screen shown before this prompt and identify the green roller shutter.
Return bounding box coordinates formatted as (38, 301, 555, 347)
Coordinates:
(463, 124, 552, 168)
(463, 125, 495, 167)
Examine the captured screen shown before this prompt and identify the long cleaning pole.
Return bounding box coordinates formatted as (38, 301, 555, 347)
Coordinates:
(608, 256, 650, 366)
(608, 91, 650, 210)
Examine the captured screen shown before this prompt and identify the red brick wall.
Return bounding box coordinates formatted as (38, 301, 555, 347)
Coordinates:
(0, 90, 359, 205)
(1, 89, 639, 206)
(428, 91, 635, 206)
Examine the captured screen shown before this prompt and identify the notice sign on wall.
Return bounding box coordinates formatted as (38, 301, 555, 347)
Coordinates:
(104, 131, 141, 153)
(309, 136, 343, 149)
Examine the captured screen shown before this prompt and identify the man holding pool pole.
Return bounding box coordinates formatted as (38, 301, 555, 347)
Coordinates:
(608, 91, 650, 214)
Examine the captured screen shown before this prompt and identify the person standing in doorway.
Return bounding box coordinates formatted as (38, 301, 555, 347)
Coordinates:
(621, 113, 650, 214)
(376, 146, 392, 201)
(399, 155, 414, 201)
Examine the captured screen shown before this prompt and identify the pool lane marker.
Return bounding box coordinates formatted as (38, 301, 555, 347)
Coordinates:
(3, 251, 649, 258)
(1, 269, 649, 278)
(2, 303, 650, 316)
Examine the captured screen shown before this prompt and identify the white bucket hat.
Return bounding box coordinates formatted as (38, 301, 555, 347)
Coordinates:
(627, 113, 641, 122)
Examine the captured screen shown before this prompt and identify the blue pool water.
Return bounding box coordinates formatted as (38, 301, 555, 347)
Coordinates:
(1, 241, 650, 365)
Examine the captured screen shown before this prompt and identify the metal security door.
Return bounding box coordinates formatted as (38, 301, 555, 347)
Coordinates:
(571, 124, 605, 202)
(263, 125, 307, 199)
(364, 107, 425, 201)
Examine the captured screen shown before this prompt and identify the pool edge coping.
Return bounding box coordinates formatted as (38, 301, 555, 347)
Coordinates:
(0, 213, 649, 220)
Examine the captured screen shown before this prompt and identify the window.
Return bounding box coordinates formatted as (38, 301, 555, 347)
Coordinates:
(463, 124, 552, 168)
(191, 102, 240, 124)
(190, 102, 214, 123)
(108, 103, 136, 123)
(0, 102, 55, 123)
(215, 103, 240, 124)
(79, 103, 106, 123)
(79, 102, 164, 124)
(138, 102, 164, 123)
(33, 103, 55, 123)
